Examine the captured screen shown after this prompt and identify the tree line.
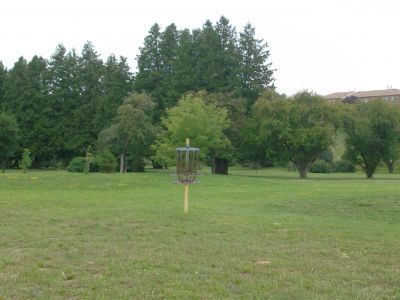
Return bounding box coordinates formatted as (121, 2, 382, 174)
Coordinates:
(0, 16, 273, 170)
(1, 16, 400, 178)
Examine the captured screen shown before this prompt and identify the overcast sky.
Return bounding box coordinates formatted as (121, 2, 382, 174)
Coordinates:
(1, 0, 399, 95)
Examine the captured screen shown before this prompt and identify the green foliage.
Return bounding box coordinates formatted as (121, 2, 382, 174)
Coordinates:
(153, 93, 231, 168)
(186, 90, 246, 171)
(0, 112, 19, 171)
(135, 17, 275, 121)
(332, 160, 356, 173)
(98, 93, 156, 173)
(66, 157, 86, 172)
(342, 101, 400, 178)
(98, 55, 134, 128)
(19, 148, 32, 173)
(309, 160, 332, 173)
(0, 61, 7, 108)
(239, 90, 286, 165)
(3, 56, 48, 165)
(3, 43, 133, 167)
(96, 149, 117, 173)
(2, 18, 275, 168)
(67, 156, 99, 173)
(238, 23, 275, 107)
(250, 90, 336, 178)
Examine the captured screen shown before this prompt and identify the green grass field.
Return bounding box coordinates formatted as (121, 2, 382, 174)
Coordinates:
(1, 168, 399, 299)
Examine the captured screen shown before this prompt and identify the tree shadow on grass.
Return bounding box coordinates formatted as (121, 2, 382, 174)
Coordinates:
(228, 171, 400, 181)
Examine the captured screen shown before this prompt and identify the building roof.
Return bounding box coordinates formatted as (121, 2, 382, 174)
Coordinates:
(325, 89, 400, 100)
(354, 89, 400, 98)
(325, 91, 354, 100)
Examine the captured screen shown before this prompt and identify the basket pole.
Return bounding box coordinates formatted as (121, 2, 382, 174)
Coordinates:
(184, 184, 189, 214)
(184, 138, 190, 214)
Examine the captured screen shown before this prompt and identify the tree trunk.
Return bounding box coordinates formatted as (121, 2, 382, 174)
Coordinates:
(1, 160, 6, 173)
(120, 154, 125, 173)
(298, 167, 307, 178)
(386, 160, 395, 173)
(366, 166, 374, 179)
(213, 157, 229, 175)
(151, 161, 163, 169)
(294, 161, 308, 178)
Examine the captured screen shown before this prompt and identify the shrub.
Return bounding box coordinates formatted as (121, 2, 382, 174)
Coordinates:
(66, 157, 85, 172)
(96, 150, 117, 173)
(19, 148, 32, 173)
(132, 158, 145, 172)
(332, 160, 356, 173)
(309, 160, 332, 173)
(67, 157, 99, 173)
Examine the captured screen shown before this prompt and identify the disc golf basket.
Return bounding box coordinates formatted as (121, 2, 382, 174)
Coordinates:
(176, 138, 200, 214)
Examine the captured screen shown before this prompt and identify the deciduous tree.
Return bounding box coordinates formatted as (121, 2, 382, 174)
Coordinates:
(251, 91, 336, 178)
(153, 94, 231, 174)
(98, 93, 155, 172)
(342, 101, 400, 178)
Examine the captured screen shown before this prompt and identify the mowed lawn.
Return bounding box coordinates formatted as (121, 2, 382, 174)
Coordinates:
(0, 168, 399, 299)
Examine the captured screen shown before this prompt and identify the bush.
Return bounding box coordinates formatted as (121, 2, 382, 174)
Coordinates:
(66, 157, 85, 172)
(309, 160, 332, 173)
(132, 158, 145, 172)
(19, 148, 32, 173)
(332, 160, 356, 173)
(96, 150, 117, 173)
(67, 157, 99, 173)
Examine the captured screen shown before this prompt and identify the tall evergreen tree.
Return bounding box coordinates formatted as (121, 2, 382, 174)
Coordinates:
(135, 23, 182, 121)
(174, 29, 197, 93)
(22, 56, 49, 165)
(158, 23, 180, 109)
(47, 44, 81, 163)
(70, 41, 104, 154)
(97, 55, 133, 129)
(3, 57, 29, 114)
(134, 23, 162, 93)
(193, 20, 221, 92)
(135, 17, 276, 119)
(0, 112, 19, 172)
(239, 23, 275, 108)
(3, 56, 49, 166)
(0, 62, 7, 109)
(214, 16, 240, 92)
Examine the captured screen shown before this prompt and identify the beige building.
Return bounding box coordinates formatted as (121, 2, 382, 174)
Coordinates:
(325, 88, 400, 104)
